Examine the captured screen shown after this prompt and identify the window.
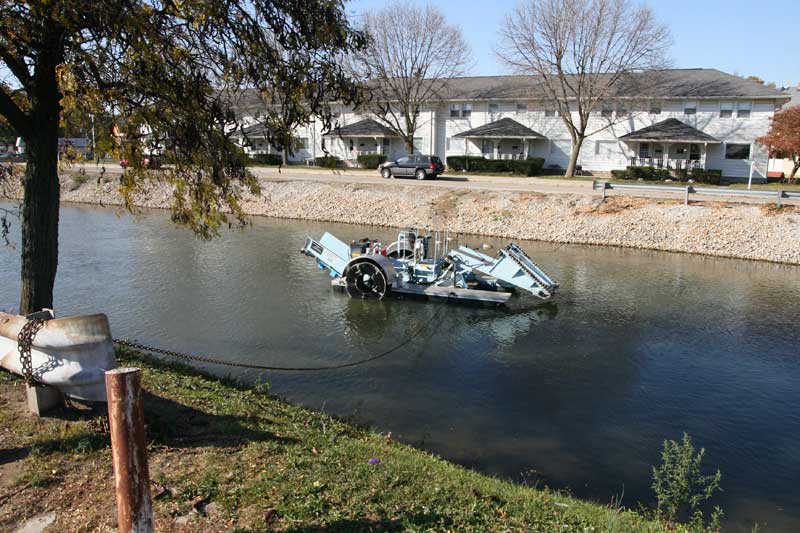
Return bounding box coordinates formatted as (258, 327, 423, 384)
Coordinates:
(488, 103, 499, 114)
(720, 102, 733, 118)
(516, 102, 528, 114)
(684, 102, 697, 116)
(545, 108, 555, 117)
(601, 106, 613, 118)
(639, 142, 650, 158)
(616, 105, 628, 118)
(595, 141, 619, 157)
(689, 144, 700, 161)
(450, 103, 471, 118)
(297, 137, 309, 150)
(725, 143, 750, 160)
(737, 101, 751, 118)
(397, 156, 410, 165)
(649, 102, 661, 115)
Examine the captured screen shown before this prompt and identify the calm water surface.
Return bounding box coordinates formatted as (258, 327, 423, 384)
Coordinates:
(1, 203, 799, 531)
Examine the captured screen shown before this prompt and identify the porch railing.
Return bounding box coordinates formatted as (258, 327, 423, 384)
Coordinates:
(629, 157, 702, 170)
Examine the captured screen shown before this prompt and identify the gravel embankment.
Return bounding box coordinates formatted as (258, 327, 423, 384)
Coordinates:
(12, 173, 800, 264)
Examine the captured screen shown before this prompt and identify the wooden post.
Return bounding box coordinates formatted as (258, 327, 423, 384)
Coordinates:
(105, 368, 154, 533)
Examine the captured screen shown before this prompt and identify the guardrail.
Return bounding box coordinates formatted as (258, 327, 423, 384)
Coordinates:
(592, 180, 800, 206)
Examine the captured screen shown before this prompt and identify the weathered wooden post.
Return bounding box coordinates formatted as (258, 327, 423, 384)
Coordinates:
(105, 368, 154, 533)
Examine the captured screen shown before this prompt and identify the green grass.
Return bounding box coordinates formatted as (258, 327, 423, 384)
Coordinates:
(0, 352, 702, 531)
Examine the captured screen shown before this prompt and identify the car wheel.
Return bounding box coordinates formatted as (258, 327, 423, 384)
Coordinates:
(415, 168, 426, 180)
(381, 167, 392, 179)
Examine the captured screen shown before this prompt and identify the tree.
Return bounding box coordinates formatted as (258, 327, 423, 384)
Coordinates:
(349, 0, 470, 154)
(758, 106, 800, 181)
(497, 0, 671, 176)
(0, 0, 366, 314)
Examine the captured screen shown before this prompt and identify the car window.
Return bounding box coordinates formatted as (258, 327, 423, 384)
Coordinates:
(397, 157, 410, 165)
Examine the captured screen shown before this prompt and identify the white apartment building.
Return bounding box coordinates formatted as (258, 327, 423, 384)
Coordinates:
(235, 69, 790, 181)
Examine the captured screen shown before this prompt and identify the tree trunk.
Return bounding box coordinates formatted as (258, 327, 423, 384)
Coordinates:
(282, 145, 289, 166)
(790, 157, 799, 180)
(405, 138, 414, 155)
(19, 109, 61, 314)
(564, 136, 585, 177)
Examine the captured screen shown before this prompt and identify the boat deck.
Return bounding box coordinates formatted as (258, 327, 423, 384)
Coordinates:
(331, 279, 513, 305)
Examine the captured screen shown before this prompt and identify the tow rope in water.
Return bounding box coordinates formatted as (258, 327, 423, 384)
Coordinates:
(113, 304, 445, 372)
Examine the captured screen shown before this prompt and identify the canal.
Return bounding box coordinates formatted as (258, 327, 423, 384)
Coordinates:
(1, 203, 799, 531)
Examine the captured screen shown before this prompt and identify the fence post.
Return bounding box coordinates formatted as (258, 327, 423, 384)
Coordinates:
(105, 368, 154, 533)
(684, 186, 689, 206)
(777, 190, 783, 207)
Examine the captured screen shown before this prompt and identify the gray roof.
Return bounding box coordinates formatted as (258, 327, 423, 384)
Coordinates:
(453, 117, 544, 138)
(235, 122, 272, 137)
(436, 69, 789, 101)
(323, 118, 397, 137)
(618, 118, 719, 143)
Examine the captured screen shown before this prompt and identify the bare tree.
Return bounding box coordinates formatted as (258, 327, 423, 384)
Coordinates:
(498, 0, 671, 176)
(351, 1, 470, 154)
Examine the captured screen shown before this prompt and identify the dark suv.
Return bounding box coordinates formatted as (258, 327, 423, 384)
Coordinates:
(380, 155, 445, 180)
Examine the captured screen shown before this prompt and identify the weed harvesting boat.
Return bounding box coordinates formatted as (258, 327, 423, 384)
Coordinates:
(301, 230, 558, 306)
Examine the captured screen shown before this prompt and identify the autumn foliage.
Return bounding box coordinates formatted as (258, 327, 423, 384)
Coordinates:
(758, 106, 800, 180)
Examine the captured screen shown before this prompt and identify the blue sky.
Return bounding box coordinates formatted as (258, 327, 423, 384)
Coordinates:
(347, 0, 800, 86)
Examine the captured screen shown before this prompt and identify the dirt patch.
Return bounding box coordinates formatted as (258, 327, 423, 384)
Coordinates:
(760, 204, 797, 216)
(571, 196, 651, 216)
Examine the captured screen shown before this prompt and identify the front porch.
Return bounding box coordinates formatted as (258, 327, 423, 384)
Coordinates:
(323, 118, 401, 161)
(618, 118, 720, 171)
(454, 118, 545, 161)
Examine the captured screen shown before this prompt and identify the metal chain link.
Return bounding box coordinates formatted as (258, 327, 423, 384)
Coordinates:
(113, 305, 445, 372)
(17, 318, 44, 386)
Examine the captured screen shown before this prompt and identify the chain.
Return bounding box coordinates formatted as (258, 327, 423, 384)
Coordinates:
(113, 304, 444, 372)
(17, 318, 44, 386)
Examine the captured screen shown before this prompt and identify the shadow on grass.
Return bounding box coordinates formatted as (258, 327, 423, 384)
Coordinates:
(280, 512, 453, 532)
(142, 390, 298, 449)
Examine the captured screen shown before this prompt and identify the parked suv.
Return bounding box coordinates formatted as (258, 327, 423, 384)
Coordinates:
(379, 155, 444, 180)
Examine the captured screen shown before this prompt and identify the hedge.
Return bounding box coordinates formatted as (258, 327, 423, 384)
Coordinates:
(315, 155, 341, 169)
(357, 154, 387, 168)
(446, 156, 545, 177)
(612, 166, 723, 185)
(249, 154, 282, 165)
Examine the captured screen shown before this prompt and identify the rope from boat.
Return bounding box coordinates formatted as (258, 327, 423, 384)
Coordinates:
(17, 318, 44, 386)
(113, 305, 445, 372)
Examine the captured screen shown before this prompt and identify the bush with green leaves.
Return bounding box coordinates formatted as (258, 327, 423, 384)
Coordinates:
(356, 154, 387, 168)
(248, 154, 282, 166)
(315, 155, 341, 169)
(652, 433, 723, 530)
(445, 156, 544, 176)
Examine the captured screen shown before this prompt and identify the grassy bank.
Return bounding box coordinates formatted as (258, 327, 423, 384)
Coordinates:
(1, 352, 692, 532)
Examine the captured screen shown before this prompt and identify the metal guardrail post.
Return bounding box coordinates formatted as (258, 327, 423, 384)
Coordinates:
(684, 186, 690, 206)
(777, 190, 783, 207)
(106, 368, 154, 533)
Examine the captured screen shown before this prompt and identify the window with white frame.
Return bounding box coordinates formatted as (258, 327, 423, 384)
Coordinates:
(516, 102, 528, 114)
(449, 104, 460, 118)
(461, 103, 472, 118)
(689, 144, 700, 161)
(488, 103, 499, 114)
(737, 101, 751, 118)
(297, 137, 309, 150)
(413, 137, 424, 152)
(719, 102, 733, 118)
(725, 143, 750, 160)
(545, 108, 555, 117)
(649, 102, 661, 115)
(684, 102, 697, 115)
(450, 103, 471, 118)
(601, 105, 613, 118)
(639, 142, 650, 158)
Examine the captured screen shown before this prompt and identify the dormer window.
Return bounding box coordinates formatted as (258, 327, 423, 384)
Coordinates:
(684, 102, 697, 116)
(516, 102, 528, 114)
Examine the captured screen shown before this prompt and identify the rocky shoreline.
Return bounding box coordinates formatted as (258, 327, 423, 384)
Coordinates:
(9, 172, 800, 265)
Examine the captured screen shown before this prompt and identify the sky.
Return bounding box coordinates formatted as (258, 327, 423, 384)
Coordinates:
(347, 0, 800, 87)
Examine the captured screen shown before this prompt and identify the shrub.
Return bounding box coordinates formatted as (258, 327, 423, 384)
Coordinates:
(356, 154, 387, 168)
(315, 155, 341, 169)
(691, 168, 722, 185)
(249, 154, 282, 166)
(653, 168, 672, 181)
(652, 433, 723, 530)
(610, 169, 627, 179)
(445, 156, 544, 176)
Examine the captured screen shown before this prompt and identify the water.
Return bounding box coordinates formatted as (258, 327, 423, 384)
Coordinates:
(2, 202, 799, 531)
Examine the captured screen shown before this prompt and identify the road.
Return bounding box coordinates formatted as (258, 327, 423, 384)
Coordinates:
(69, 163, 799, 206)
